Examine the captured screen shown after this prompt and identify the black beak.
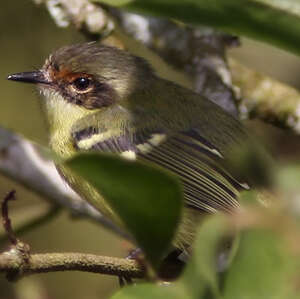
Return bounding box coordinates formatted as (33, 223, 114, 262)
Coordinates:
(7, 71, 50, 84)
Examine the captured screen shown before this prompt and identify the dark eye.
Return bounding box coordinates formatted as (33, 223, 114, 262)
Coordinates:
(72, 77, 91, 91)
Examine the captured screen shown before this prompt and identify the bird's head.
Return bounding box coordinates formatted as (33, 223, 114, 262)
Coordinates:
(7, 42, 154, 128)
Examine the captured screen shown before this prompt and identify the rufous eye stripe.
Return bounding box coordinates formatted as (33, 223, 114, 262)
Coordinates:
(50, 66, 92, 83)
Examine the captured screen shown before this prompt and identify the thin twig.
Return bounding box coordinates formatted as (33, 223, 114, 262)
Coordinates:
(0, 205, 61, 247)
(1, 190, 32, 281)
(2, 190, 18, 245)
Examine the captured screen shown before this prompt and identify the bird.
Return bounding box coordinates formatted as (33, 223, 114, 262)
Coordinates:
(8, 42, 252, 251)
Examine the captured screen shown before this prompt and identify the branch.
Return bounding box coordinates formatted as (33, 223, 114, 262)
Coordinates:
(0, 189, 143, 281)
(0, 250, 144, 280)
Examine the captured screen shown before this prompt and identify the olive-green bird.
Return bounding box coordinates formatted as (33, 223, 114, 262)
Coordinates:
(8, 42, 251, 250)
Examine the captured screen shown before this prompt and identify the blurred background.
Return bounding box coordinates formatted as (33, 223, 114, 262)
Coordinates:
(1, 1, 300, 299)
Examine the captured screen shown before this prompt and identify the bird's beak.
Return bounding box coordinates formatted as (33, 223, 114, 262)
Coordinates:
(7, 71, 50, 85)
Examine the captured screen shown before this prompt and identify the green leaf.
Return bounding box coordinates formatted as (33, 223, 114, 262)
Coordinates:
(66, 153, 183, 269)
(179, 216, 230, 298)
(111, 283, 189, 299)
(98, 0, 300, 56)
(223, 229, 294, 299)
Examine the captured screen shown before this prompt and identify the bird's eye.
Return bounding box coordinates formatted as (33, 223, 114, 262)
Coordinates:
(72, 77, 91, 91)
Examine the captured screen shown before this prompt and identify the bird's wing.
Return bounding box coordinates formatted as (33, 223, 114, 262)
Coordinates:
(72, 124, 247, 213)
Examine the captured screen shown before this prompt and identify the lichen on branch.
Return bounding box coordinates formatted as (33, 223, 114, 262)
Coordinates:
(229, 58, 300, 134)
